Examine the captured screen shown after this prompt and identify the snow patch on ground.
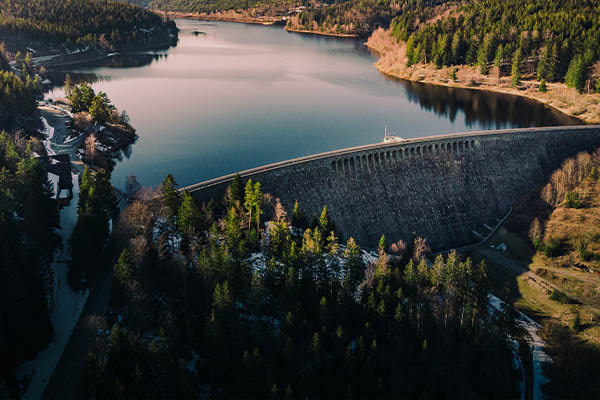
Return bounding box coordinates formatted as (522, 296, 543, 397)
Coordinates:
(39, 117, 56, 156)
(489, 294, 551, 400)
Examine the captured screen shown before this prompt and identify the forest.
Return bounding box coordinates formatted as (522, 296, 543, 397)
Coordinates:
(0, 0, 177, 48)
(0, 130, 60, 389)
(0, 70, 38, 129)
(390, 0, 600, 91)
(148, 0, 600, 87)
(75, 173, 521, 398)
(286, 0, 445, 36)
(148, 0, 297, 14)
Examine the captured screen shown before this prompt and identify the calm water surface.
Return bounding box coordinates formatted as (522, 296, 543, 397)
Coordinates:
(46, 19, 579, 188)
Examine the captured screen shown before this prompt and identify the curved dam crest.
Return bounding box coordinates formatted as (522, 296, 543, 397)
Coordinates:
(184, 126, 600, 250)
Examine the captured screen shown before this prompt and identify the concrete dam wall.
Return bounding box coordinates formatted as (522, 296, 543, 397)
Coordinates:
(184, 126, 600, 250)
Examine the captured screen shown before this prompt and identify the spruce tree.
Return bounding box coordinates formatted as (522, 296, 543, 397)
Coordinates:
(161, 174, 180, 221)
(477, 35, 493, 75)
(113, 248, 133, 285)
(565, 54, 586, 92)
(244, 178, 254, 230)
(319, 205, 330, 233)
(225, 206, 244, 260)
(230, 173, 243, 207)
(450, 31, 463, 64)
(494, 44, 504, 77)
(177, 190, 201, 234)
(512, 49, 522, 88)
(253, 181, 263, 234)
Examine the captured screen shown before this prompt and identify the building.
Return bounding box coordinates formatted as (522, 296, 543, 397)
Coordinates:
(37, 154, 74, 206)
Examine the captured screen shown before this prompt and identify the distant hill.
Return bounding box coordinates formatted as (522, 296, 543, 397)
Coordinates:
(389, 0, 600, 89)
(0, 0, 176, 48)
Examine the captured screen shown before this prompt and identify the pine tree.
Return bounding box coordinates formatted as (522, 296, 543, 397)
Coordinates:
(565, 54, 586, 92)
(161, 174, 180, 221)
(326, 230, 339, 255)
(244, 178, 254, 230)
(291, 200, 308, 229)
(405, 35, 416, 66)
(512, 48, 522, 88)
(225, 207, 244, 260)
(229, 173, 243, 207)
(253, 181, 263, 234)
(319, 205, 330, 233)
(450, 31, 463, 64)
(378, 234, 385, 253)
(477, 35, 494, 75)
(344, 237, 363, 293)
(494, 44, 504, 77)
(113, 248, 133, 285)
(177, 190, 201, 234)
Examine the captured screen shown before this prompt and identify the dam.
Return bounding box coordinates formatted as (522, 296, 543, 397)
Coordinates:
(184, 126, 600, 250)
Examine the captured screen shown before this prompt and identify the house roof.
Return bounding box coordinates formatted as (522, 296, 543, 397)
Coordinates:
(37, 154, 73, 192)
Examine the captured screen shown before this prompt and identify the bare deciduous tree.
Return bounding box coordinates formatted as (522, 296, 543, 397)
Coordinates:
(85, 134, 97, 167)
(117, 200, 153, 239)
(389, 239, 407, 257)
(274, 198, 287, 222)
(576, 151, 592, 182)
(550, 169, 567, 206)
(561, 158, 576, 187)
(541, 183, 554, 206)
(413, 237, 431, 261)
(528, 218, 542, 246)
(129, 235, 148, 266)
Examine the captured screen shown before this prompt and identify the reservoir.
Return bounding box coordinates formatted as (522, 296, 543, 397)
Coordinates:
(46, 19, 579, 188)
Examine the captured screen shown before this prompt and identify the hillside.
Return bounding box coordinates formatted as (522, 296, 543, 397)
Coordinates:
(365, 0, 600, 124)
(471, 149, 600, 398)
(146, 0, 437, 36)
(389, 0, 600, 89)
(0, 0, 177, 51)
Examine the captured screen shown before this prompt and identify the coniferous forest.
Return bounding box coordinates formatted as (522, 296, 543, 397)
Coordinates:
(0, 0, 177, 48)
(1, 0, 600, 398)
(147, 0, 600, 90)
(77, 174, 520, 399)
(0, 130, 60, 385)
(390, 0, 600, 90)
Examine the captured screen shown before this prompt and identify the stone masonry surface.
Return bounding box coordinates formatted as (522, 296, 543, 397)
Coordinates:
(183, 126, 600, 250)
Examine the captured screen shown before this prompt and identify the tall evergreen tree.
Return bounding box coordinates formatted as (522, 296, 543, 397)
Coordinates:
(177, 190, 201, 234)
(161, 174, 180, 221)
(244, 178, 254, 230)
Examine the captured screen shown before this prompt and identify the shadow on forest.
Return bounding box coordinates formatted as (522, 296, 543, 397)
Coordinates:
(471, 184, 600, 399)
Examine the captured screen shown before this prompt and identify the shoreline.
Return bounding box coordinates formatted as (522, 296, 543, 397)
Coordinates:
(163, 11, 362, 38)
(284, 27, 360, 38)
(162, 11, 284, 26)
(364, 31, 600, 125)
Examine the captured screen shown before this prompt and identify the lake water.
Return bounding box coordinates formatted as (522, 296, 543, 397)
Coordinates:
(46, 19, 579, 189)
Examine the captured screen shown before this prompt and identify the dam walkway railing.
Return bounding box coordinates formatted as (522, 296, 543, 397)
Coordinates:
(182, 125, 600, 193)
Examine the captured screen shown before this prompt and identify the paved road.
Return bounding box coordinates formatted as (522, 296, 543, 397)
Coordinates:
(39, 105, 68, 145)
(477, 248, 592, 306)
(42, 271, 111, 400)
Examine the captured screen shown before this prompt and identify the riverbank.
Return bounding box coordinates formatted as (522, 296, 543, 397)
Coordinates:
(365, 28, 600, 125)
(284, 27, 360, 38)
(163, 11, 363, 38)
(162, 10, 285, 26)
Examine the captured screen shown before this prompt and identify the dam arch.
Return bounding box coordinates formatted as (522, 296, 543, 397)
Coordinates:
(184, 126, 600, 250)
